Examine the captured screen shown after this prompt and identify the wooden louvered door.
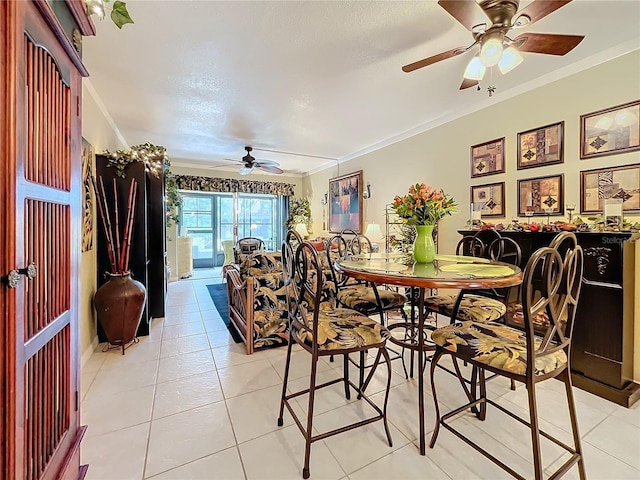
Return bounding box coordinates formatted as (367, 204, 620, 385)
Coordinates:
(1, 1, 89, 479)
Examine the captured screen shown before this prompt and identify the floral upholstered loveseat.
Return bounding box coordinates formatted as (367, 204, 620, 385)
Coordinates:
(223, 251, 290, 354)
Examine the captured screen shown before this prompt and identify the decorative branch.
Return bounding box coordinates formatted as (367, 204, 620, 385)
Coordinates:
(91, 175, 139, 274)
(113, 178, 121, 271)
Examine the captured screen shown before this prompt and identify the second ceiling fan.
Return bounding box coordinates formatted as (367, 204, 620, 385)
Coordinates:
(214, 146, 284, 175)
(403, 0, 585, 89)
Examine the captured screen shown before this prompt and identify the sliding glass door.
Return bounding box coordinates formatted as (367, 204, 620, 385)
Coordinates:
(180, 191, 287, 267)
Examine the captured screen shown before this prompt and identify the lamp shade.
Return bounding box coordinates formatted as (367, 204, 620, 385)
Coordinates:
(463, 56, 486, 81)
(480, 35, 504, 67)
(498, 46, 523, 74)
(295, 223, 309, 238)
(364, 222, 383, 242)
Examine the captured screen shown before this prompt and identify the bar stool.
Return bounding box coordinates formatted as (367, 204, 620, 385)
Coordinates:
(277, 239, 393, 479)
(429, 233, 585, 480)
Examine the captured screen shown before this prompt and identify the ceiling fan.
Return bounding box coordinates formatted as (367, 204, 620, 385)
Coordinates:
(402, 0, 585, 89)
(212, 146, 284, 175)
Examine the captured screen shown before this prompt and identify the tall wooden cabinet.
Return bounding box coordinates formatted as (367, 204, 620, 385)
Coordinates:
(1, 1, 93, 478)
(95, 155, 167, 340)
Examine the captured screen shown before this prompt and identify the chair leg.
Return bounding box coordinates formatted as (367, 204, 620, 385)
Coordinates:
(469, 366, 487, 420)
(303, 352, 320, 479)
(343, 354, 351, 400)
(428, 349, 444, 448)
(380, 347, 394, 447)
(277, 336, 295, 427)
(510, 379, 516, 390)
(561, 368, 586, 480)
(357, 350, 366, 399)
(478, 368, 487, 421)
(526, 382, 544, 480)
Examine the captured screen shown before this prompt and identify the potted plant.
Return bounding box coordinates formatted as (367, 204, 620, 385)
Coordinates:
(286, 197, 313, 236)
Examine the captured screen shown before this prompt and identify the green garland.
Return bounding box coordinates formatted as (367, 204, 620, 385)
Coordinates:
(102, 143, 182, 226)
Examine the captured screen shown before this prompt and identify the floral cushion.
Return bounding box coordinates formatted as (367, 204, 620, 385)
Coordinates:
(297, 307, 390, 351)
(337, 286, 407, 314)
(239, 251, 282, 278)
(431, 321, 567, 376)
(251, 274, 291, 351)
(425, 293, 506, 323)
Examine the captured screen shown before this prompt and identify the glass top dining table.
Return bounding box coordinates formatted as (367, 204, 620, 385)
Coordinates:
(334, 252, 522, 455)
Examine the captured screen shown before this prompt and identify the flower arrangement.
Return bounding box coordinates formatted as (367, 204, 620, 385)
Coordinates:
(392, 183, 457, 226)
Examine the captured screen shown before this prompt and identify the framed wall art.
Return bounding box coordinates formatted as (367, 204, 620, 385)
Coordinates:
(580, 163, 640, 214)
(517, 174, 564, 216)
(517, 121, 564, 170)
(470, 137, 505, 178)
(580, 100, 640, 159)
(81, 137, 94, 252)
(471, 182, 505, 217)
(329, 170, 363, 233)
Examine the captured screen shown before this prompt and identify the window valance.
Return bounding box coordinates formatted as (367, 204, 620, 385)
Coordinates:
(175, 174, 295, 196)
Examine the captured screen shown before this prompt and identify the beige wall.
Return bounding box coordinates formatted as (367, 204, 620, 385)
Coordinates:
(168, 165, 304, 278)
(80, 82, 127, 361)
(307, 50, 640, 254)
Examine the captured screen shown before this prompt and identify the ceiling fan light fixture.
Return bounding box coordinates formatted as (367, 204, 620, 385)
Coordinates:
(464, 56, 486, 81)
(498, 46, 523, 74)
(239, 166, 254, 175)
(480, 33, 504, 67)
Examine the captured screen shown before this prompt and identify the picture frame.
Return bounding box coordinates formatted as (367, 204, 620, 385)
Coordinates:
(329, 170, 363, 233)
(580, 100, 640, 159)
(580, 163, 640, 214)
(470, 182, 505, 218)
(470, 137, 505, 178)
(517, 174, 564, 216)
(517, 121, 564, 170)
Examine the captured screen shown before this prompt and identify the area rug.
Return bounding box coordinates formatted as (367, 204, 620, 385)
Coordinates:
(206, 283, 243, 343)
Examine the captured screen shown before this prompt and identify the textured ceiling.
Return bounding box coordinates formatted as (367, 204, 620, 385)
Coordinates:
(83, 0, 640, 176)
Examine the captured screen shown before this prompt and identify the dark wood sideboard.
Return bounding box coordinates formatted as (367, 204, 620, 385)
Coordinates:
(459, 230, 640, 407)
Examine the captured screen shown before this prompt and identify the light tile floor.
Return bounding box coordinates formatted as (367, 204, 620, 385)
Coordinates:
(81, 277, 640, 479)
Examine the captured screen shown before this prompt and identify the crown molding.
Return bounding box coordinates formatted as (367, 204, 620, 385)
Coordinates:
(323, 41, 640, 174)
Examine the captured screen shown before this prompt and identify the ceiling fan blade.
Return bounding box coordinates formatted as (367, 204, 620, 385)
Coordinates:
(513, 33, 584, 55)
(256, 165, 283, 174)
(222, 158, 244, 164)
(513, 0, 572, 27)
(438, 0, 488, 31)
(402, 46, 468, 73)
(460, 78, 478, 90)
(253, 159, 279, 166)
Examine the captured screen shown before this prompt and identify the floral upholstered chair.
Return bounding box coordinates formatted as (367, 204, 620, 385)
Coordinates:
(224, 250, 290, 354)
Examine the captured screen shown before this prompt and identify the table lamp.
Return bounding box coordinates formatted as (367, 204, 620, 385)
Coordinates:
(364, 222, 383, 252)
(295, 222, 309, 239)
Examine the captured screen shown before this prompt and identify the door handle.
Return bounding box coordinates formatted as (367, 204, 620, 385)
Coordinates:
(5, 263, 37, 288)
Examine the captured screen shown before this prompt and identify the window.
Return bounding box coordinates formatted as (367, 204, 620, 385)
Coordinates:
(180, 191, 287, 267)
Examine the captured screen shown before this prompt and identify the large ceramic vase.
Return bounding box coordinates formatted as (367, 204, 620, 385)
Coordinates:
(413, 224, 436, 263)
(94, 272, 146, 353)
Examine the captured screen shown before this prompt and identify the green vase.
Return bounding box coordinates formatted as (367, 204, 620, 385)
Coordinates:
(413, 225, 436, 263)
